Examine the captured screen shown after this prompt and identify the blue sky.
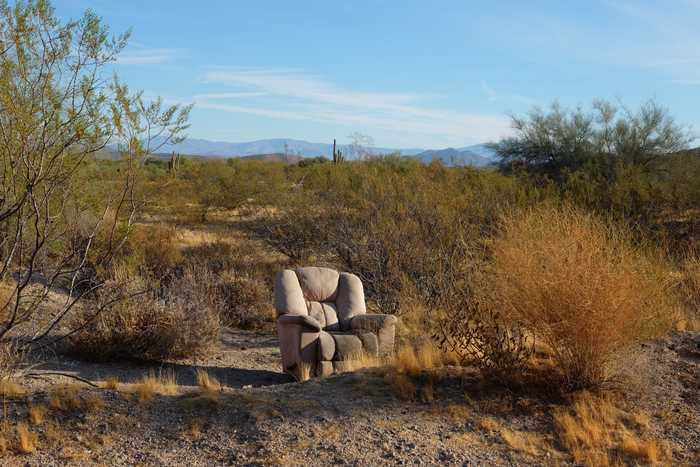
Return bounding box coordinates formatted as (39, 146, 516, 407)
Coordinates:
(56, 0, 700, 148)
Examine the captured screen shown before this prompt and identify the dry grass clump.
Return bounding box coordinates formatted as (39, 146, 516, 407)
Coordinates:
(131, 370, 179, 402)
(553, 392, 670, 466)
(27, 405, 47, 426)
(103, 376, 120, 390)
(489, 204, 677, 390)
(16, 423, 37, 454)
(393, 342, 443, 376)
(479, 416, 501, 432)
(49, 384, 82, 411)
(196, 369, 221, 393)
(383, 342, 444, 400)
(0, 379, 26, 399)
(68, 275, 220, 362)
(500, 428, 546, 457)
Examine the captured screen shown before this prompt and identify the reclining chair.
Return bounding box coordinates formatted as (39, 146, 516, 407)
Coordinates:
(274, 267, 397, 380)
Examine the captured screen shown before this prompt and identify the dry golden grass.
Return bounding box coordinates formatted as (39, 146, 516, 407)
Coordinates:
(298, 362, 313, 382)
(339, 350, 383, 374)
(103, 376, 120, 390)
(0, 379, 26, 399)
(489, 204, 677, 390)
(393, 342, 443, 376)
(553, 392, 670, 466)
(621, 431, 670, 465)
(16, 423, 37, 454)
(500, 428, 546, 457)
(131, 370, 179, 402)
(440, 403, 471, 420)
(381, 342, 445, 401)
(192, 369, 222, 403)
(42, 421, 63, 447)
(49, 384, 82, 411)
(479, 417, 500, 432)
(83, 392, 105, 412)
(27, 405, 47, 426)
(0, 420, 10, 455)
(196, 369, 221, 392)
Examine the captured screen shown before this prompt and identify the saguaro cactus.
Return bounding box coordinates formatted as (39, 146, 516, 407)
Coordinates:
(332, 139, 344, 164)
(168, 152, 182, 174)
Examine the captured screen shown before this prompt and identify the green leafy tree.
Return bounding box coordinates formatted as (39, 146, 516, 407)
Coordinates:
(493, 99, 692, 180)
(0, 0, 191, 349)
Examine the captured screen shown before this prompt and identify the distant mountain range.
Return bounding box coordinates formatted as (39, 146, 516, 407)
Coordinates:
(109, 137, 498, 167)
(415, 145, 495, 167)
(150, 137, 426, 159)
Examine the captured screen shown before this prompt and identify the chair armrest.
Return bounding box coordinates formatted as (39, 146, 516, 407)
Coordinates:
(277, 314, 322, 332)
(350, 313, 398, 332)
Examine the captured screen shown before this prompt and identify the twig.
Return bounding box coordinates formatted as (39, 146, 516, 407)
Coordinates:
(24, 371, 100, 388)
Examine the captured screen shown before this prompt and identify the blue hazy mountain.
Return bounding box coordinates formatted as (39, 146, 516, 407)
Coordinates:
(151, 137, 424, 159)
(415, 144, 496, 167)
(126, 137, 496, 166)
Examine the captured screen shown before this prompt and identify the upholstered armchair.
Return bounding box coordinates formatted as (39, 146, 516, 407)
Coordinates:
(274, 267, 397, 380)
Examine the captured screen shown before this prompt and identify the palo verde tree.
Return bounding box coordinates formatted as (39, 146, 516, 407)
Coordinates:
(0, 0, 191, 353)
(493, 99, 692, 179)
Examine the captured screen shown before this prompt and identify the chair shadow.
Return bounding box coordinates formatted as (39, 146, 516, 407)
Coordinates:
(28, 328, 295, 389)
(33, 358, 294, 388)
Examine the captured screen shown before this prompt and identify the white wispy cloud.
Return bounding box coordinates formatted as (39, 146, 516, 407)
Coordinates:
(116, 48, 180, 65)
(481, 81, 535, 106)
(191, 69, 510, 145)
(192, 92, 268, 100)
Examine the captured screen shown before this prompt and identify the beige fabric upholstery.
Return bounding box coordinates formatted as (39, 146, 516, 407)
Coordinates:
(274, 267, 398, 379)
(273, 270, 307, 316)
(336, 273, 366, 329)
(295, 267, 340, 302)
(330, 333, 363, 360)
(318, 330, 336, 361)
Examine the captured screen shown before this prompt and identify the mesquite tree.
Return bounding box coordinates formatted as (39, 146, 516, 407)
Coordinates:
(0, 0, 191, 350)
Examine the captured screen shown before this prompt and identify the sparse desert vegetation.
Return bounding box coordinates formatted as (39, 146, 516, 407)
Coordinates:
(0, 1, 699, 466)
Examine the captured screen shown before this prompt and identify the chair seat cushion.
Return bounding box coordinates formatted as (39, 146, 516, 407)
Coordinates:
(329, 332, 379, 360)
(329, 333, 363, 360)
(318, 330, 336, 361)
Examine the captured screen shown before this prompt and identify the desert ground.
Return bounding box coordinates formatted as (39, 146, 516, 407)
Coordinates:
(2, 327, 698, 466)
(0, 216, 696, 467)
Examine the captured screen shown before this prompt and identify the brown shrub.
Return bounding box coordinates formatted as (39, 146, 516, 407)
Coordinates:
(68, 272, 220, 362)
(128, 224, 182, 278)
(489, 204, 677, 390)
(181, 241, 240, 274)
(677, 251, 700, 329)
(215, 272, 273, 329)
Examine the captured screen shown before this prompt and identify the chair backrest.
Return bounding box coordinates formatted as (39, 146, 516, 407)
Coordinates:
(274, 267, 366, 331)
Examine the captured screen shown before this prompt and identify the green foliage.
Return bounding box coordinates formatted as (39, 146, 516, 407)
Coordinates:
(493, 99, 691, 179)
(0, 0, 190, 346)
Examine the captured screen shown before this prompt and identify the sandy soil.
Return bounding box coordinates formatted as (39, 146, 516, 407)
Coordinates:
(0, 329, 697, 466)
